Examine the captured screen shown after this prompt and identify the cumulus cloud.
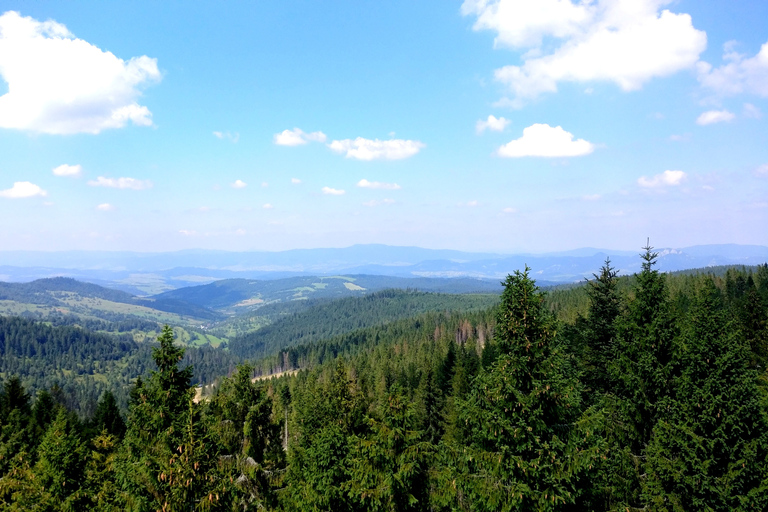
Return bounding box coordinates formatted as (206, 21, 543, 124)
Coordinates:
(179, 229, 197, 236)
(273, 128, 327, 146)
(263, 203, 274, 209)
(322, 186, 345, 195)
(476, 115, 511, 133)
(87, 176, 152, 190)
(462, 0, 706, 104)
(291, 178, 302, 184)
(696, 109, 735, 125)
(498, 123, 594, 157)
(356, 179, 402, 190)
(231, 179, 247, 189)
(213, 131, 239, 143)
(52, 164, 82, 177)
(698, 41, 768, 97)
(96, 203, 115, 211)
(637, 170, 687, 188)
(0, 181, 47, 198)
(328, 138, 425, 161)
(0, 11, 161, 134)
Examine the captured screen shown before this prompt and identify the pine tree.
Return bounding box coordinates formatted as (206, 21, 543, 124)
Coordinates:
(118, 325, 219, 511)
(346, 386, 429, 512)
(643, 280, 768, 509)
(89, 391, 126, 440)
(454, 267, 594, 511)
(615, 243, 678, 449)
(583, 258, 621, 396)
(605, 243, 681, 509)
(32, 408, 88, 510)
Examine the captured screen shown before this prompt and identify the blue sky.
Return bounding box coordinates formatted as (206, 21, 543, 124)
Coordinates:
(1, 1, 767, 253)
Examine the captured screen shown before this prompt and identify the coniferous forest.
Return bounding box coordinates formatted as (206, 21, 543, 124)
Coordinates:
(1, 247, 768, 510)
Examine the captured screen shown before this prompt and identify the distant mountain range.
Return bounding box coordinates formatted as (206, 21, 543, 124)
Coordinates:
(0, 244, 766, 295)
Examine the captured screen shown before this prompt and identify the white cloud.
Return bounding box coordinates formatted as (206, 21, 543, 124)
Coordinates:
(291, 178, 301, 184)
(582, 194, 601, 201)
(87, 176, 152, 190)
(356, 179, 402, 190)
(498, 123, 594, 157)
(263, 203, 274, 209)
(362, 198, 396, 207)
(328, 137, 425, 160)
(502, 207, 517, 213)
(52, 164, 82, 177)
(231, 179, 247, 189)
(698, 41, 768, 97)
(463, 0, 706, 103)
(0, 181, 47, 198)
(755, 164, 768, 177)
(637, 170, 687, 188)
(696, 109, 735, 125)
(322, 186, 345, 195)
(743, 103, 762, 119)
(179, 229, 197, 236)
(273, 128, 327, 146)
(0, 11, 161, 134)
(96, 203, 115, 211)
(213, 131, 239, 143)
(261, 182, 268, 188)
(235, 228, 246, 236)
(476, 115, 511, 133)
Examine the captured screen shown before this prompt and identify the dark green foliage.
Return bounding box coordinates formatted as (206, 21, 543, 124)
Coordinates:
(347, 387, 429, 512)
(644, 281, 768, 509)
(452, 268, 595, 511)
(582, 259, 621, 395)
(88, 391, 126, 440)
(228, 289, 498, 362)
(1, 256, 767, 510)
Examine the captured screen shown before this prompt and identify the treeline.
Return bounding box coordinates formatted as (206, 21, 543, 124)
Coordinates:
(1, 252, 767, 510)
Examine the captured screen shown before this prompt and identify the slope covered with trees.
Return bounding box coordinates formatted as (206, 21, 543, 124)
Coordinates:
(1, 252, 767, 510)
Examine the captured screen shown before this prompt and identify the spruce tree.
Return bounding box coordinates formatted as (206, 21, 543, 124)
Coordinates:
(583, 258, 621, 396)
(118, 325, 219, 511)
(32, 408, 89, 510)
(644, 280, 768, 509)
(454, 268, 594, 511)
(347, 386, 429, 512)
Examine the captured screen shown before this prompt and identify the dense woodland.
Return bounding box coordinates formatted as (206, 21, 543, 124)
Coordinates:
(1, 248, 768, 510)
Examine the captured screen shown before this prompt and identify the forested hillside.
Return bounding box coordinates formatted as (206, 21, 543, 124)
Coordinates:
(226, 290, 499, 363)
(1, 251, 767, 510)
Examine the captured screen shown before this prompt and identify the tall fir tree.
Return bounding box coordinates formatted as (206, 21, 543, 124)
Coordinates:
(643, 280, 768, 509)
(454, 267, 595, 511)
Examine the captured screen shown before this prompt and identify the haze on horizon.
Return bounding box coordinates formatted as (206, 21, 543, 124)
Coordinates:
(1, 1, 767, 254)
